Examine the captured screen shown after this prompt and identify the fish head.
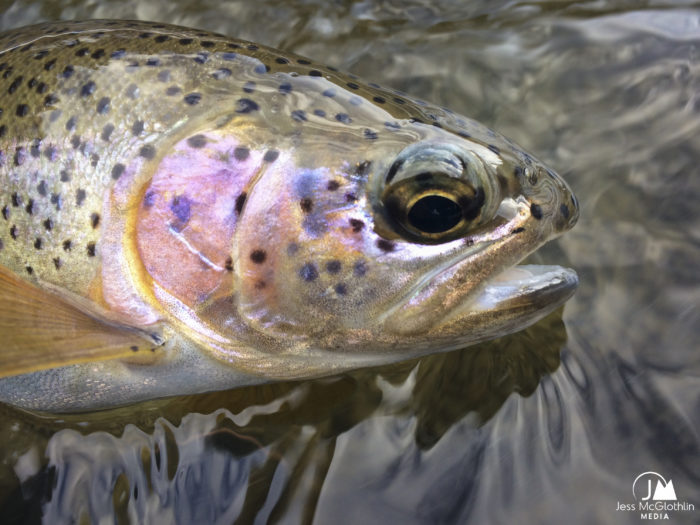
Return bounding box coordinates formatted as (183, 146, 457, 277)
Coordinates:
(226, 116, 579, 363)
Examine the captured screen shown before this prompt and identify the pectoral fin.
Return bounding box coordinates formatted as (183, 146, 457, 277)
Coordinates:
(0, 265, 162, 378)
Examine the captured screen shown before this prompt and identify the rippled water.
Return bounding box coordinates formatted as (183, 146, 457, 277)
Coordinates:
(1, 1, 699, 524)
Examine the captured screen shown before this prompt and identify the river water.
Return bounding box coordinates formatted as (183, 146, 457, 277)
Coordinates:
(0, 1, 698, 524)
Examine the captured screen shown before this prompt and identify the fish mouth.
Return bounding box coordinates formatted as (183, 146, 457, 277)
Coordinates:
(469, 264, 579, 314)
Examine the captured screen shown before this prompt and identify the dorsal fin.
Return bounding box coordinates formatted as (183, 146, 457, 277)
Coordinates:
(0, 264, 162, 378)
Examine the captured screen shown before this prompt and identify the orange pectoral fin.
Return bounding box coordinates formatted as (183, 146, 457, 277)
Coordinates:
(0, 265, 163, 378)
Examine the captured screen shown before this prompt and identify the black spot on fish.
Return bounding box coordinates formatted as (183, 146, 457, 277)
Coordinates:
(44, 146, 57, 162)
(184, 92, 201, 105)
(139, 145, 156, 159)
(62, 240, 71, 251)
(166, 86, 181, 96)
(157, 70, 170, 82)
(275, 57, 289, 65)
(75, 189, 86, 206)
(345, 193, 357, 203)
(11, 193, 21, 207)
(334, 283, 347, 295)
(43, 218, 53, 230)
(225, 257, 233, 272)
(25, 266, 33, 275)
(376, 239, 395, 252)
(126, 84, 139, 99)
(8, 76, 22, 94)
(385, 121, 400, 131)
(80, 81, 96, 97)
(530, 203, 543, 220)
(560, 203, 570, 219)
(96, 97, 110, 114)
(86, 242, 96, 257)
(326, 260, 341, 274)
(254, 64, 270, 75)
(101, 123, 114, 141)
(65, 116, 77, 131)
(313, 109, 326, 117)
(33, 237, 42, 249)
(235, 192, 247, 214)
(263, 150, 279, 163)
(62, 65, 74, 78)
(287, 242, 299, 256)
(91, 49, 105, 59)
(247, 44, 259, 51)
(299, 262, 318, 282)
(512, 227, 525, 234)
(335, 113, 351, 124)
(60, 170, 71, 182)
(9, 225, 18, 239)
(132, 120, 144, 136)
(250, 249, 266, 264)
(363, 129, 378, 140)
(37, 83, 47, 94)
(146, 58, 160, 67)
(278, 83, 292, 94)
(30, 140, 41, 158)
(221, 53, 237, 61)
(143, 191, 156, 208)
(154, 35, 169, 43)
(0, 239, 3, 250)
(111, 49, 126, 59)
(349, 218, 364, 232)
(188, 135, 207, 148)
(353, 260, 367, 277)
(327, 180, 340, 191)
(53, 257, 61, 269)
(111, 163, 125, 180)
(297, 59, 311, 65)
(291, 110, 307, 122)
(300, 198, 313, 213)
(1, 206, 8, 220)
(91, 213, 100, 228)
(347, 82, 359, 90)
(170, 195, 191, 223)
(50, 193, 61, 210)
(201, 41, 215, 48)
(212, 68, 232, 80)
(0, 125, 5, 138)
(373, 96, 386, 104)
(243, 81, 256, 93)
(37, 180, 47, 196)
(322, 88, 336, 97)
(236, 98, 259, 113)
(25, 199, 34, 215)
(178, 38, 193, 45)
(15, 104, 29, 117)
(234, 146, 249, 161)
(14, 147, 26, 166)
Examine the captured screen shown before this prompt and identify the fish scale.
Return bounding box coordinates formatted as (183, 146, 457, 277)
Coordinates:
(0, 20, 579, 411)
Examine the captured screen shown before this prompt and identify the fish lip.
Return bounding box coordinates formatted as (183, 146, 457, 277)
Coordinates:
(468, 264, 579, 313)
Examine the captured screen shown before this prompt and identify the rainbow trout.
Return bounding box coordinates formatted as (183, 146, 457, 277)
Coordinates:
(0, 20, 578, 412)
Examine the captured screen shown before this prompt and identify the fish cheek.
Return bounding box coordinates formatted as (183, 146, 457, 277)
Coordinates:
(133, 132, 261, 311)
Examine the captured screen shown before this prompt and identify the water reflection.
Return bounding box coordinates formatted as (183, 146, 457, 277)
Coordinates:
(1, 311, 567, 523)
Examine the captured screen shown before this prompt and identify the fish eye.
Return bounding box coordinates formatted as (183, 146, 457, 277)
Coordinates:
(380, 143, 492, 243)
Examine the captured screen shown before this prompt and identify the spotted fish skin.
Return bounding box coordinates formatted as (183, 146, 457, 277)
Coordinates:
(0, 20, 578, 411)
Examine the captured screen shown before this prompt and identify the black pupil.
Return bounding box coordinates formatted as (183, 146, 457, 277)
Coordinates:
(407, 195, 462, 234)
